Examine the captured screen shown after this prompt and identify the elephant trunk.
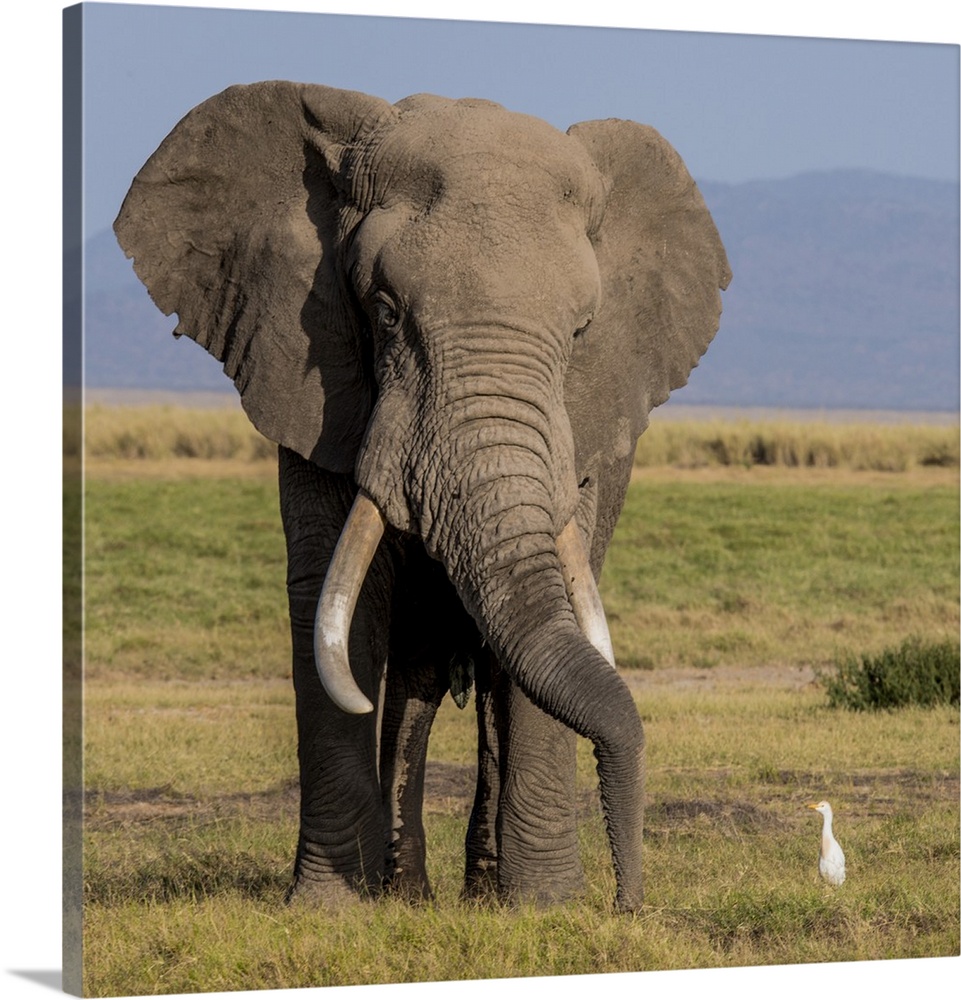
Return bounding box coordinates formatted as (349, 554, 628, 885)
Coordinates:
(314, 495, 614, 701)
(317, 342, 646, 910)
(430, 469, 645, 912)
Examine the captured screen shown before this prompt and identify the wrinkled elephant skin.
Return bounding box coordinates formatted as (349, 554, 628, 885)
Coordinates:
(115, 83, 730, 912)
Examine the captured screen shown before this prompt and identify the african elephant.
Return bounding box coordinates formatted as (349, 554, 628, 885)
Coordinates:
(114, 81, 730, 913)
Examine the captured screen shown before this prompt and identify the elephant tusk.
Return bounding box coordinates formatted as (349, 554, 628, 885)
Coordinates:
(557, 518, 616, 667)
(313, 492, 386, 714)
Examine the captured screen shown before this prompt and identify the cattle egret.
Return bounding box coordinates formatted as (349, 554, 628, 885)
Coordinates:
(807, 800, 845, 886)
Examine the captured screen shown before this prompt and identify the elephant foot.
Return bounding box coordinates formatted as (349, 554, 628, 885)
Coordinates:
(613, 887, 645, 915)
(285, 872, 379, 909)
(461, 859, 498, 901)
(495, 848, 586, 908)
(382, 869, 435, 905)
(497, 864, 586, 909)
(382, 836, 435, 904)
(497, 876, 586, 910)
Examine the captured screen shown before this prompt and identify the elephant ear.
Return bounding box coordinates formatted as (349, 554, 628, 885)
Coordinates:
(565, 119, 731, 465)
(114, 81, 395, 472)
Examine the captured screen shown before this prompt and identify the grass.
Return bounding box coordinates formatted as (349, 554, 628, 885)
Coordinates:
(83, 464, 959, 683)
(604, 470, 958, 670)
(82, 404, 959, 472)
(82, 404, 277, 462)
(634, 416, 959, 472)
(83, 476, 289, 680)
(78, 407, 960, 994)
(81, 681, 959, 994)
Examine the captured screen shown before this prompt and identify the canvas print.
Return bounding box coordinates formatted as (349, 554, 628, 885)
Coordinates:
(63, 3, 959, 997)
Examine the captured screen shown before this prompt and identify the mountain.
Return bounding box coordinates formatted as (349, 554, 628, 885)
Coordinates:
(689, 171, 959, 411)
(81, 229, 234, 393)
(79, 170, 960, 412)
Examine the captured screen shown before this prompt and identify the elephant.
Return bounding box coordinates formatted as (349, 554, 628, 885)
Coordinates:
(114, 81, 730, 914)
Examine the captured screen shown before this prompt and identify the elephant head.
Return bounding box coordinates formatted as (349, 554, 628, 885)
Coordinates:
(115, 82, 730, 911)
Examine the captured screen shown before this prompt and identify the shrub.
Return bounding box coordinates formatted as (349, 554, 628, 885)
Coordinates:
(820, 638, 960, 711)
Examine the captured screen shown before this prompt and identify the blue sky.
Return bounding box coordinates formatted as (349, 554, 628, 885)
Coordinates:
(80, 2, 958, 237)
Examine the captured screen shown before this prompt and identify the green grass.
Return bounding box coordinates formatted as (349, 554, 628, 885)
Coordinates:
(82, 681, 959, 994)
(84, 477, 289, 680)
(84, 469, 959, 679)
(602, 473, 958, 670)
(78, 411, 960, 994)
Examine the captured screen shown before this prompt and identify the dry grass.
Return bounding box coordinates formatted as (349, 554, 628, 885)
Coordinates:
(635, 417, 958, 472)
(78, 405, 959, 473)
(81, 671, 959, 995)
(81, 405, 277, 462)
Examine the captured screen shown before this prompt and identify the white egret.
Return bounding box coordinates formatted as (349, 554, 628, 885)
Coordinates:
(807, 800, 845, 886)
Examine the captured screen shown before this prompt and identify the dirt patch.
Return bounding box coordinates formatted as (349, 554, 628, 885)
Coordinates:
(622, 662, 819, 693)
(84, 773, 474, 830)
(424, 761, 476, 813)
(647, 797, 780, 835)
(83, 766, 958, 836)
(84, 781, 301, 831)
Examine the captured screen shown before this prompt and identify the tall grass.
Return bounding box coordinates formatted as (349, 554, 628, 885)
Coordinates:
(635, 418, 959, 471)
(820, 638, 961, 711)
(82, 406, 959, 471)
(84, 405, 276, 461)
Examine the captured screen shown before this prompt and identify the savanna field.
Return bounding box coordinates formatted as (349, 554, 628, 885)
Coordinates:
(68, 405, 960, 996)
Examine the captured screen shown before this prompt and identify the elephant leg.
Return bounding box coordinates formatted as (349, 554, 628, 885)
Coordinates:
(278, 448, 395, 904)
(381, 548, 476, 901)
(494, 666, 585, 906)
(463, 649, 500, 898)
(379, 641, 447, 900)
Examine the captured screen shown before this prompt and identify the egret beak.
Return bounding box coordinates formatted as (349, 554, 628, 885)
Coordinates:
(806, 803, 819, 810)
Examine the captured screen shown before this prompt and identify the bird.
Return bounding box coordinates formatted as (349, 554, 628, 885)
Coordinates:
(807, 800, 846, 886)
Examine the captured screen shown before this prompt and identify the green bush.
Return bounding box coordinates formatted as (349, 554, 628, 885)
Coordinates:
(820, 638, 960, 710)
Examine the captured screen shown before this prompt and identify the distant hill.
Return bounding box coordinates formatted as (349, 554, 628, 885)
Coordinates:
(80, 229, 234, 393)
(691, 171, 959, 411)
(79, 169, 959, 412)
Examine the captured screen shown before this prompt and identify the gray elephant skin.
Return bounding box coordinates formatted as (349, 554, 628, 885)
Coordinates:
(114, 82, 730, 914)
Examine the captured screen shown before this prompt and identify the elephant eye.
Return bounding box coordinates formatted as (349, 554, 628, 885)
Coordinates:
(574, 316, 593, 339)
(372, 292, 402, 333)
